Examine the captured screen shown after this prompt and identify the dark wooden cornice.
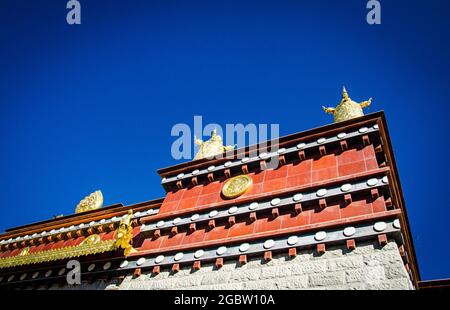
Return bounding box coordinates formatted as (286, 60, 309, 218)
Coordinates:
(157, 112, 386, 178)
(377, 112, 421, 286)
(1, 198, 163, 238)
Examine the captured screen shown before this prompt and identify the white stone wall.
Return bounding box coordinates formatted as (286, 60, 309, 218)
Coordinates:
(55, 239, 414, 290)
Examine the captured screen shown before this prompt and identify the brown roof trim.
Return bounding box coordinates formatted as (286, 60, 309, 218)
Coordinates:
(157, 112, 386, 177)
(378, 112, 421, 285)
(1, 198, 164, 237)
(418, 279, 450, 290)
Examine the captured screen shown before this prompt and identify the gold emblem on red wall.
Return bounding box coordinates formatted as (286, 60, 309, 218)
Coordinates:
(222, 175, 253, 199)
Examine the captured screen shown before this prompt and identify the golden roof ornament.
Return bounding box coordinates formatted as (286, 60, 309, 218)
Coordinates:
(193, 128, 235, 160)
(75, 190, 103, 213)
(323, 87, 372, 123)
(114, 210, 136, 257)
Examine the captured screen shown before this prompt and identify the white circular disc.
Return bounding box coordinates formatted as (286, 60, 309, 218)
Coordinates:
(249, 202, 259, 210)
(374, 221, 387, 232)
(194, 249, 205, 258)
(177, 173, 185, 179)
(209, 210, 218, 218)
(208, 165, 215, 171)
(136, 257, 146, 266)
(173, 217, 182, 225)
(32, 272, 39, 279)
(293, 193, 303, 202)
(317, 138, 326, 144)
(316, 189, 327, 197)
(271, 198, 281, 206)
(155, 255, 165, 264)
(259, 152, 268, 159)
(367, 178, 378, 187)
(287, 236, 299, 246)
(156, 220, 165, 228)
(7, 275, 14, 282)
(216, 246, 227, 255)
(191, 214, 200, 221)
(337, 132, 347, 139)
(192, 169, 200, 175)
(88, 264, 96, 271)
(224, 161, 232, 167)
(393, 219, 401, 229)
(239, 243, 250, 252)
(277, 148, 286, 154)
(340, 184, 352, 192)
(45, 270, 52, 277)
(174, 252, 184, 261)
(343, 227, 356, 237)
(382, 176, 389, 184)
(263, 239, 275, 249)
(228, 206, 238, 214)
(314, 231, 327, 241)
(20, 273, 27, 280)
(103, 262, 111, 270)
(58, 268, 66, 276)
(120, 260, 129, 268)
(242, 157, 250, 163)
(359, 127, 369, 133)
(296, 143, 306, 149)
(373, 124, 379, 129)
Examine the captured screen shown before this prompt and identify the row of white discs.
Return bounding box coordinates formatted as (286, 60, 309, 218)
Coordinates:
(1, 219, 400, 283)
(0, 210, 156, 246)
(154, 176, 388, 229)
(170, 125, 379, 181)
(123, 219, 400, 269)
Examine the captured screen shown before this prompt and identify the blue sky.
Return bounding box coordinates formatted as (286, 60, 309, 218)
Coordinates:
(0, 0, 449, 281)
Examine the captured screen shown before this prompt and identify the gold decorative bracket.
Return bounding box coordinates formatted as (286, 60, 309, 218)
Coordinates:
(114, 210, 137, 257)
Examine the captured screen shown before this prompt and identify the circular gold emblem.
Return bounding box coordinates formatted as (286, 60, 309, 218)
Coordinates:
(222, 175, 253, 199)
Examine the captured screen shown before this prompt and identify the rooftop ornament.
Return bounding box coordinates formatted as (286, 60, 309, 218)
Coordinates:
(323, 87, 372, 123)
(115, 210, 136, 257)
(193, 128, 235, 160)
(75, 190, 103, 214)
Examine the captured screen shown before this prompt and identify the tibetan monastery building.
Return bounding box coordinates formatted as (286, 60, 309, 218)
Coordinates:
(0, 90, 420, 290)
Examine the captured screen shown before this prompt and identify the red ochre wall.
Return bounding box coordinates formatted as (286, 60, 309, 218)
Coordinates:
(138, 144, 385, 253)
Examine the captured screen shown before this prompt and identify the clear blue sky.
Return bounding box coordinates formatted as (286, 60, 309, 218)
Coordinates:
(0, 0, 449, 281)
